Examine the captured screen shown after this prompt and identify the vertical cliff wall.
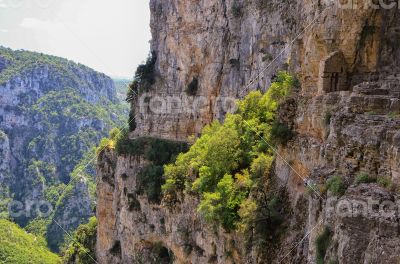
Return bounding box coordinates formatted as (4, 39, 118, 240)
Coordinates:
(97, 0, 400, 263)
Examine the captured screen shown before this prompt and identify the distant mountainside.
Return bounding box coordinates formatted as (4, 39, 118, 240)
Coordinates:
(113, 78, 131, 103)
(0, 46, 128, 252)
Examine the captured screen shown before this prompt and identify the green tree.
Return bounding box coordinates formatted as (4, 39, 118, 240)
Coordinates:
(163, 71, 295, 231)
(63, 217, 97, 264)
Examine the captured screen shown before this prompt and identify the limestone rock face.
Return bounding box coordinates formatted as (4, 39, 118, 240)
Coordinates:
(96, 150, 246, 263)
(131, 0, 400, 140)
(96, 0, 400, 263)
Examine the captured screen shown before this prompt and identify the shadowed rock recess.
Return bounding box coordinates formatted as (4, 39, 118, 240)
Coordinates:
(96, 0, 400, 263)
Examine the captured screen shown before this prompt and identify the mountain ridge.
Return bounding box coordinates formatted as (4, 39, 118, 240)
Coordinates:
(0, 46, 128, 254)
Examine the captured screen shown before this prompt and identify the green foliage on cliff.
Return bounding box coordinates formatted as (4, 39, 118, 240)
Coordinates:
(163, 71, 296, 230)
(0, 219, 60, 263)
(270, 121, 293, 145)
(326, 176, 346, 196)
(98, 127, 189, 203)
(354, 173, 376, 185)
(137, 165, 166, 202)
(62, 217, 97, 264)
(127, 51, 157, 98)
(315, 227, 332, 264)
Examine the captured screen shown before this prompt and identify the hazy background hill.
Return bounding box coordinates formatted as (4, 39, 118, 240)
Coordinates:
(0, 46, 129, 252)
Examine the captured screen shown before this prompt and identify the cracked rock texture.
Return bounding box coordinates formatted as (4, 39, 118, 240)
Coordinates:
(96, 0, 400, 263)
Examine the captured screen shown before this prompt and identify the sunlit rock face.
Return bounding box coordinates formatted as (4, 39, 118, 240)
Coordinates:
(96, 0, 400, 263)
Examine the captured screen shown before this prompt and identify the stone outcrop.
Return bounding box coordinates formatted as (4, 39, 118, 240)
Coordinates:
(96, 0, 400, 263)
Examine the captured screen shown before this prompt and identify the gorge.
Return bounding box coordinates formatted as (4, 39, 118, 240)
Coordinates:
(0, 46, 128, 256)
(95, 0, 400, 263)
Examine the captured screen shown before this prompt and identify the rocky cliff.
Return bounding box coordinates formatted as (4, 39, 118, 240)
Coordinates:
(0, 46, 128, 252)
(96, 0, 400, 263)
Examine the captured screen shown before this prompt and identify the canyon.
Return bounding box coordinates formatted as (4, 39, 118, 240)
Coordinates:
(96, 0, 400, 263)
(0, 46, 127, 253)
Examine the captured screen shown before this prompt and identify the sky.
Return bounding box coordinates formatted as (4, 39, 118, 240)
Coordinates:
(0, 0, 151, 79)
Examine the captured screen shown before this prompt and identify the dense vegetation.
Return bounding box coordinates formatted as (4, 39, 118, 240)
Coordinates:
(326, 176, 346, 196)
(0, 219, 60, 263)
(98, 128, 189, 203)
(354, 172, 377, 185)
(27, 88, 125, 183)
(12, 87, 127, 251)
(63, 217, 97, 264)
(315, 227, 332, 264)
(0, 46, 129, 255)
(127, 51, 157, 100)
(162, 72, 296, 233)
(354, 172, 394, 190)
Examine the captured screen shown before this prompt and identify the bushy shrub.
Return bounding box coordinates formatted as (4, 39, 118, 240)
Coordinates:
(114, 133, 189, 203)
(326, 176, 346, 196)
(132, 51, 157, 93)
(163, 71, 296, 231)
(145, 138, 189, 165)
(250, 153, 274, 180)
(114, 130, 147, 155)
(377, 177, 392, 188)
(315, 227, 332, 264)
(137, 165, 164, 203)
(388, 112, 400, 118)
(197, 171, 252, 230)
(24, 218, 50, 238)
(126, 80, 138, 102)
(96, 127, 122, 155)
(63, 217, 97, 264)
(270, 121, 293, 145)
(354, 173, 376, 185)
(244, 190, 288, 251)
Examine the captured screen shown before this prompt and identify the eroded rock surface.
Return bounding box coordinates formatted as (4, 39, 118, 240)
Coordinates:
(96, 0, 400, 263)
